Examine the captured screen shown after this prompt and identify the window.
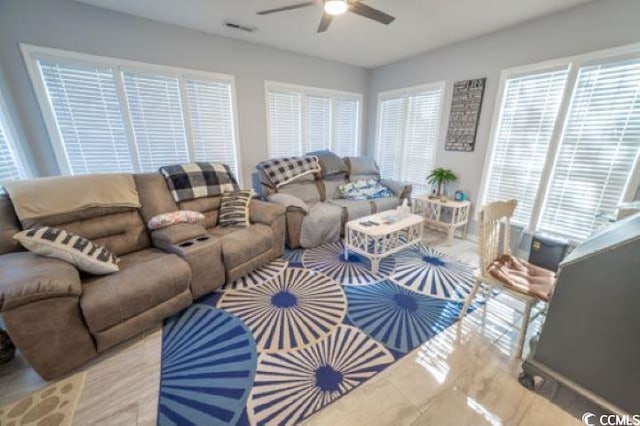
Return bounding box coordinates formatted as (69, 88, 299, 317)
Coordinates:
(375, 83, 444, 195)
(333, 96, 360, 158)
(0, 92, 28, 190)
(539, 57, 640, 240)
(267, 90, 301, 158)
(38, 60, 134, 174)
(482, 44, 640, 241)
(186, 78, 239, 169)
(484, 68, 569, 225)
(266, 82, 362, 158)
(22, 45, 241, 179)
(122, 71, 189, 172)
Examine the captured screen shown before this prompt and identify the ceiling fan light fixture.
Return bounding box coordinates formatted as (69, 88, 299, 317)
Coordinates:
(324, 0, 348, 15)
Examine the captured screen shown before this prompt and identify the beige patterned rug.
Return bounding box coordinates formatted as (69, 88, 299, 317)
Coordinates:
(0, 372, 86, 426)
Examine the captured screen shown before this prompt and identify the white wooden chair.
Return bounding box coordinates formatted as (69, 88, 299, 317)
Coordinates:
(458, 199, 555, 359)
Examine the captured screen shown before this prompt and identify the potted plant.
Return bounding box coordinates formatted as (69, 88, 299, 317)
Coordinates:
(426, 168, 457, 199)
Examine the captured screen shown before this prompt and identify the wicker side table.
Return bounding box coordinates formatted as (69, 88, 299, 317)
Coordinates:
(414, 195, 471, 241)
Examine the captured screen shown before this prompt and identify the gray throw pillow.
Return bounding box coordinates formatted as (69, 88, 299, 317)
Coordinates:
(307, 150, 347, 177)
(346, 156, 380, 177)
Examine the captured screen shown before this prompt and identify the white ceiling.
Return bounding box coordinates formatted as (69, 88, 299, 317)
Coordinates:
(73, 0, 594, 68)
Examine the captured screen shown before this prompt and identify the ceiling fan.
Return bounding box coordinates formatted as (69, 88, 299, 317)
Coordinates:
(256, 0, 395, 33)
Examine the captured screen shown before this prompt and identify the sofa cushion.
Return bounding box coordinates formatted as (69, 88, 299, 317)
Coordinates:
(278, 178, 321, 204)
(22, 208, 150, 257)
(177, 197, 221, 230)
(328, 199, 374, 221)
(346, 157, 380, 182)
(371, 197, 399, 213)
(208, 224, 273, 269)
(133, 173, 179, 224)
(80, 249, 191, 333)
(323, 176, 347, 200)
(307, 150, 348, 177)
(14, 226, 119, 275)
(488, 254, 556, 301)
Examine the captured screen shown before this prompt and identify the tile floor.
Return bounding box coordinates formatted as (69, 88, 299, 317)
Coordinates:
(0, 232, 596, 425)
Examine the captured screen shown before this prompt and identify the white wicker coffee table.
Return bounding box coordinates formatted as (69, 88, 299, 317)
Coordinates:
(344, 211, 423, 273)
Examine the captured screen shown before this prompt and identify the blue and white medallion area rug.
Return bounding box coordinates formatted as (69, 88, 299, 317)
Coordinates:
(157, 241, 477, 425)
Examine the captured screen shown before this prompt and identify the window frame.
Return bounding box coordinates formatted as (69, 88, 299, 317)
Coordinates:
(21, 44, 243, 182)
(479, 42, 640, 241)
(374, 81, 446, 194)
(0, 89, 32, 184)
(264, 80, 363, 158)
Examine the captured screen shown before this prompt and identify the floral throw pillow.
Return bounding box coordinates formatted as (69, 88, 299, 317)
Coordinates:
(148, 210, 205, 230)
(339, 179, 394, 200)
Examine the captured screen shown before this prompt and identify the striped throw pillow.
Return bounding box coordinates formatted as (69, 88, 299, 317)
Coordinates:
(218, 190, 253, 228)
(14, 226, 119, 275)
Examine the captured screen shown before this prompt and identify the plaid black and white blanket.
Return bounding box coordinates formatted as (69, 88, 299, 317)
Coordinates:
(159, 162, 239, 203)
(256, 156, 321, 188)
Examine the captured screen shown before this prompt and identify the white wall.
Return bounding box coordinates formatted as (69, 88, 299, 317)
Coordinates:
(2, 0, 639, 205)
(366, 0, 640, 221)
(0, 0, 368, 184)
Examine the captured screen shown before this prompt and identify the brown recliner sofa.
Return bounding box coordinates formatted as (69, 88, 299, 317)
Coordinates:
(253, 153, 412, 248)
(0, 172, 285, 380)
(136, 173, 286, 283)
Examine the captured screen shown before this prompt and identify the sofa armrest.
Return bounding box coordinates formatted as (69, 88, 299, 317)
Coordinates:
(0, 252, 96, 379)
(0, 252, 82, 312)
(381, 179, 413, 200)
(150, 223, 225, 297)
(266, 194, 309, 215)
(250, 199, 287, 225)
(151, 223, 208, 247)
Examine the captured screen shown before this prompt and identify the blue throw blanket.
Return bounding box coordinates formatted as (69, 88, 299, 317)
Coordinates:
(339, 178, 394, 200)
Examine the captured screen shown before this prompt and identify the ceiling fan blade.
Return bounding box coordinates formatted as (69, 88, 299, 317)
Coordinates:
(348, 1, 395, 25)
(257, 1, 318, 15)
(317, 13, 333, 33)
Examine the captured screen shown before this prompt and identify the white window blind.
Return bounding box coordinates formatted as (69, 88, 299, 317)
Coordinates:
(268, 89, 302, 157)
(266, 83, 361, 158)
(484, 68, 569, 225)
(185, 78, 239, 178)
(122, 71, 189, 172)
(377, 96, 406, 183)
(376, 85, 444, 195)
(404, 90, 443, 195)
(38, 60, 135, 174)
(305, 94, 332, 153)
(333, 96, 360, 157)
(0, 100, 26, 190)
(26, 46, 241, 181)
(539, 57, 640, 240)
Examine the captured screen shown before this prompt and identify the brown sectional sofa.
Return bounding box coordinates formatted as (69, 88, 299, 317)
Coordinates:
(253, 154, 411, 248)
(0, 172, 285, 380)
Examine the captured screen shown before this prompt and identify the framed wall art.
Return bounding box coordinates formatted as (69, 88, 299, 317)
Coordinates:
(445, 78, 486, 152)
